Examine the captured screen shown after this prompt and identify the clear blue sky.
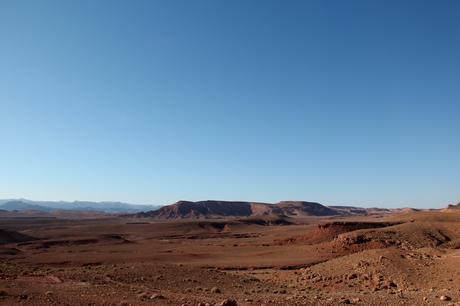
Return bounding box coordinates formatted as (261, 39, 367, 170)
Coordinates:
(1, 1, 459, 208)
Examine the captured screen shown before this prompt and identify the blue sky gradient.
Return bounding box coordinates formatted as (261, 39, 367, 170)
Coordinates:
(1, 1, 459, 207)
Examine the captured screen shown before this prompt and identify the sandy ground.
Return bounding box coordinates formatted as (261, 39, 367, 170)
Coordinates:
(1, 211, 460, 305)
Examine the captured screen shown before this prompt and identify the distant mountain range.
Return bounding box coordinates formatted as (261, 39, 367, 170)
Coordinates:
(2, 198, 445, 218)
(0, 199, 161, 214)
(131, 200, 388, 219)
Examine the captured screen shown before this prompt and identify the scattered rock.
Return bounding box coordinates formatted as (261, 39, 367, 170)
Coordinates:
(19, 294, 28, 300)
(137, 292, 149, 299)
(150, 293, 165, 300)
(348, 273, 358, 280)
(48, 276, 62, 283)
(211, 287, 222, 293)
(219, 298, 238, 306)
(440, 295, 451, 301)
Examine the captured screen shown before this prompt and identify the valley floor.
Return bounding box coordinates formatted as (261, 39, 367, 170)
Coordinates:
(1, 211, 460, 305)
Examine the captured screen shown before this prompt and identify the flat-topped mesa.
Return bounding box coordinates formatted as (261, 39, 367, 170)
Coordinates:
(136, 200, 270, 219)
(130, 200, 348, 219)
(172, 200, 254, 218)
(275, 201, 338, 216)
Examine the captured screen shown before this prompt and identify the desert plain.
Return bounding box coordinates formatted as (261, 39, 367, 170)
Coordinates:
(1, 202, 460, 306)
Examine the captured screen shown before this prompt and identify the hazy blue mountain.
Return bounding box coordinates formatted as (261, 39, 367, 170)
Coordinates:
(0, 200, 54, 212)
(0, 199, 161, 213)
